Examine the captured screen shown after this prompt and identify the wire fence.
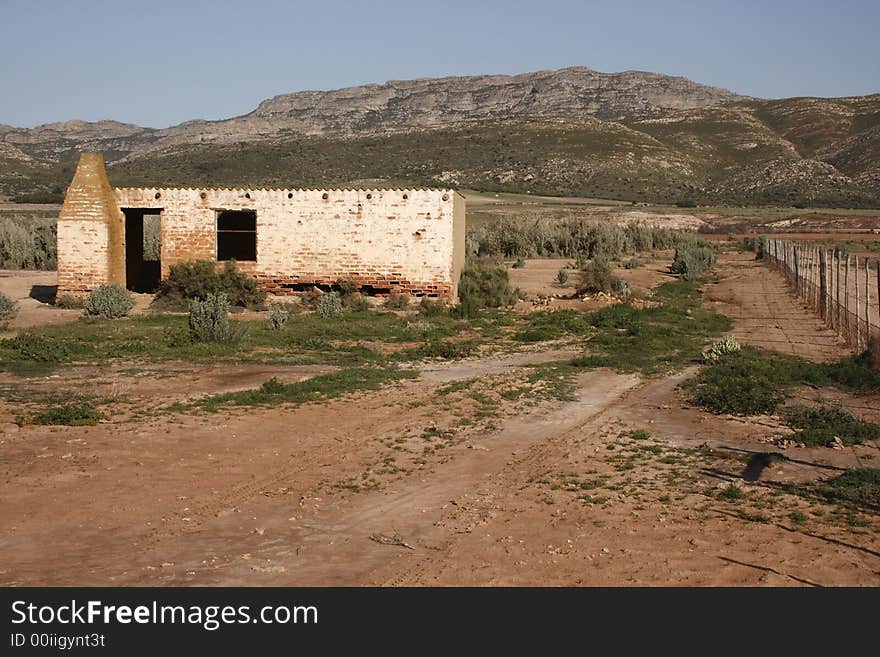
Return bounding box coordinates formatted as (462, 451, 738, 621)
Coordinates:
(761, 238, 880, 353)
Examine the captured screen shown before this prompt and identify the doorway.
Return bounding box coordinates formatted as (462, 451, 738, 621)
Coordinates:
(123, 208, 162, 292)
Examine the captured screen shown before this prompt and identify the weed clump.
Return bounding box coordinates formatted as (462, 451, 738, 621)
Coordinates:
(718, 483, 746, 501)
(701, 335, 741, 363)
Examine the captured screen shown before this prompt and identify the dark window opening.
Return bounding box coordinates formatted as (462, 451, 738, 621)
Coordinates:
(357, 285, 391, 296)
(123, 208, 162, 293)
(217, 210, 256, 261)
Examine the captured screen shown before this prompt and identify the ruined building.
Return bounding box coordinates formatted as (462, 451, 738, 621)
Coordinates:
(57, 153, 466, 300)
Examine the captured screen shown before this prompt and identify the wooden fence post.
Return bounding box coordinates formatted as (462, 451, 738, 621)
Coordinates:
(835, 249, 842, 331)
(820, 250, 827, 322)
(845, 254, 851, 343)
(866, 258, 872, 350)
(855, 255, 860, 349)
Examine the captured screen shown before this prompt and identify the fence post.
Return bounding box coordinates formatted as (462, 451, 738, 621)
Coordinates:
(866, 258, 872, 352)
(820, 250, 827, 322)
(845, 254, 851, 343)
(835, 249, 842, 331)
(855, 256, 860, 349)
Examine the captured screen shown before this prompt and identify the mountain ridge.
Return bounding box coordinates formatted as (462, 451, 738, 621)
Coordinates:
(1, 66, 878, 207)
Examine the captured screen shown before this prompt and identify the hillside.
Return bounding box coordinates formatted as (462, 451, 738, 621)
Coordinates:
(1, 67, 878, 207)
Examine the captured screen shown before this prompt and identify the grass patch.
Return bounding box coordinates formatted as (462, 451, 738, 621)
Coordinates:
(401, 340, 478, 360)
(571, 280, 731, 375)
(0, 310, 465, 373)
(191, 367, 418, 412)
(819, 468, 880, 507)
(512, 310, 591, 342)
(689, 347, 880, 415)
(620, 429, 651, 441)
(783, 404, 880, 447)
(29, 401, 101, 426)
(718, 483, 746, 501)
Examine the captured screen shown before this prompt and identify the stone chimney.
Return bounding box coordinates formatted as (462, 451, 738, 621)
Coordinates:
(56, 152, 125, 295)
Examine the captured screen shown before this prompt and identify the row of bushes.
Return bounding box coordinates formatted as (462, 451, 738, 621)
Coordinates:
(467, 218, 679, 260)
(0, 216, 56, 270)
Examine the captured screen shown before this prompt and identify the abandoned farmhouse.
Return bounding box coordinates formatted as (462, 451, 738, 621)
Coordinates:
(56, 153, 466, 300)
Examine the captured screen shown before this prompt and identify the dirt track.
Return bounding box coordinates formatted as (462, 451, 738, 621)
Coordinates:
(1, 255, 878, 586)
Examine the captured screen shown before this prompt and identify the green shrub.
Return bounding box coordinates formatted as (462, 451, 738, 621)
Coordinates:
(577, 257, 618, 294)
(623, 257, 643, 269)
(0, 292, 18, 322)
(671, 245, 716, 281)
(83, 284, 133, 318)
(189, 293, 233, 342)
(268, 305, 289, 330)
(385, 292, 410, 309)
(458, 265, 517, 309)
(315, 292, 344, 318)
(512, 258, 526, 269)
(157, 260, 266, 308)
(556, 269, 569, 286)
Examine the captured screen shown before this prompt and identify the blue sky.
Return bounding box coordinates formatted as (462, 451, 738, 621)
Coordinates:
(1, 0, 878, 128)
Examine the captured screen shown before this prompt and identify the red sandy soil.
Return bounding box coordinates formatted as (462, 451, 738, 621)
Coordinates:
(0, 255, 877, 587)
